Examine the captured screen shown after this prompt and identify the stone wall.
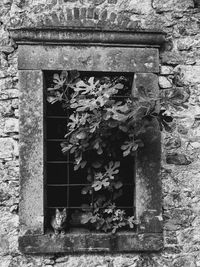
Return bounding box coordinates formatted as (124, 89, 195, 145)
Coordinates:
(0, 0, 200, 266)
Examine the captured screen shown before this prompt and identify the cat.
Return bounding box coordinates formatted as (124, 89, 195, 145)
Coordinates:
(51, 208, 67, 235)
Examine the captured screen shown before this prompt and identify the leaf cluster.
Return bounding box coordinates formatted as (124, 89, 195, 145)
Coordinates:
(47, 70, 164, 233)
(80, 202, 138, 233)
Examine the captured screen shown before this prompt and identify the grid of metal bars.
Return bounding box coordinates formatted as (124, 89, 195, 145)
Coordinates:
(45, 71, 135, 230)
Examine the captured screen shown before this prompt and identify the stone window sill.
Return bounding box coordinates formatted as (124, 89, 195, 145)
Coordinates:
(19, 232, 163, 254)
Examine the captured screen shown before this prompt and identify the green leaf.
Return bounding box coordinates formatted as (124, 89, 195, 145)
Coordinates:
(113, 189, 123, 200)
(80, 212, 93, 224)
(105, 161, 120, 179)
(70, 146, 76, 154)
(93, 141, 99, 150)
(121, 141, 138, 157)
(70, 69, 80, 81)
(102, 178, 110, 187)
(81, 186, 91, 195)
(113, 181, 123, 189)
(74, 164, 80, 171)
(53, 72, 67, 88)
(114, 83, 124, 90)
(86, 174, 92, 182)
(80, 161, 87, 168)
(92, 161, 102, 168)
(97, 147, 103, 155)
(47, 96, 58, 104)
(81, 204, 91, 211)
(76, 132, 87, 140)
(92, 181, 103, 191)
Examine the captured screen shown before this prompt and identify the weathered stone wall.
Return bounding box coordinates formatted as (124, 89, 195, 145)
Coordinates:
(0, 0, 200, 266)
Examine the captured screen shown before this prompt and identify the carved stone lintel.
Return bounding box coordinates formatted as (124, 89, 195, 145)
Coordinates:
(9, 28, 166, 47)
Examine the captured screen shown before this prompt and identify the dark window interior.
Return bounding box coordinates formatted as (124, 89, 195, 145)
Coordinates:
(44, 71, 136, 233)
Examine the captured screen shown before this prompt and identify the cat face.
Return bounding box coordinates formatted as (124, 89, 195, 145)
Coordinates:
(55, 208, 67, 225)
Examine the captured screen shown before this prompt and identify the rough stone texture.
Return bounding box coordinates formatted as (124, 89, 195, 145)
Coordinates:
(0, 0, 199, 266)
(0, 138, 17, 160)
(133, 73, 162, 233)
(4, 118, 18, 133)
(19, 70, 44, 235)
(166, 153, 192, 165)
(159, 76, 172, 89)
(152, 0, 194, 12)
(19, 233, 163, 253)
(133, 73, 159, 97)
(18, 45, 159, 73)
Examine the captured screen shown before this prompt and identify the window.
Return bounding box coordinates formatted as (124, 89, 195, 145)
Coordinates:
(45, 71, 136, 233)
(12, 28, 164, 253)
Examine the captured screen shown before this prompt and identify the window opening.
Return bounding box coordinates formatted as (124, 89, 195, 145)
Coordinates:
(45, 71, 136, 234)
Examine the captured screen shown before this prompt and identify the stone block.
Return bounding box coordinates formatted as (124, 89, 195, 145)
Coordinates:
(0, 89, 19, 99)
(4, 118, 19, 133)
(87, 8, 94, 19)
(152, 0, 194, 12)
(108, 0, 117, 3)
(79, 0, 106, 5)
(94, 8, 99, 20)
(0, 256, 12, 267)
(0, 46, 14, 54)
(177, 38, 195, 51)
(160, 65, 173, 75)
(0, 78, 14, 90)
(19, 70, 44, 235)
(133, 73, 159, 98)
(0, 138, 14, 159)
(73, 7, 79, 20)
(194, 0, 200, 7)
(18, 233, 163, 253)
(44, 258, 55, 265)
(55, 263, 68, 267)
(161, 51, 188, 65)
(174, 65, 200, 85)
(11, 99, 18, 109)
(159, 76, 172, 89)
(80, 7, 87, 19)
(66, 8, 73, 20)
(55, 256, 69, 263)
(177, 124, 188, 135)
(0, 100, 14, 117)
(166, 153, 191, 165)
(109, 12, 117, 22)
(165, 136, 181, 150)
(0, 189, 11, 203)
(100, 9, 108, 21)
(18, 45, 159, 73)
(135, 118, 162, 233)
(14, 109, 19, 118)
(12, 140, 19, 157)
(3, 0, 12, 7)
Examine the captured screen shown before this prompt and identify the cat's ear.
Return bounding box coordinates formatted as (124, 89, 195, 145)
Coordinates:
(55, 209, 60, 216)
(63, 208, 67, 215)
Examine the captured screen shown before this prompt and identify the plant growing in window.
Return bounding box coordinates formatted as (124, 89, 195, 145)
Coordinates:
(47, 70, 166, 233)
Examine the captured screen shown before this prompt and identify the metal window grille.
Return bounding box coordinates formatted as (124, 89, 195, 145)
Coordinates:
(45, 71, 136, 232)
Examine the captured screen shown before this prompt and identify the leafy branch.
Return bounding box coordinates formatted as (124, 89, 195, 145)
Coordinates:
(47, 70, 167, 233)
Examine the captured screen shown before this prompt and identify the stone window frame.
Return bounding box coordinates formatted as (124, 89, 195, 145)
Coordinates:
(10, 28, 165, 254)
